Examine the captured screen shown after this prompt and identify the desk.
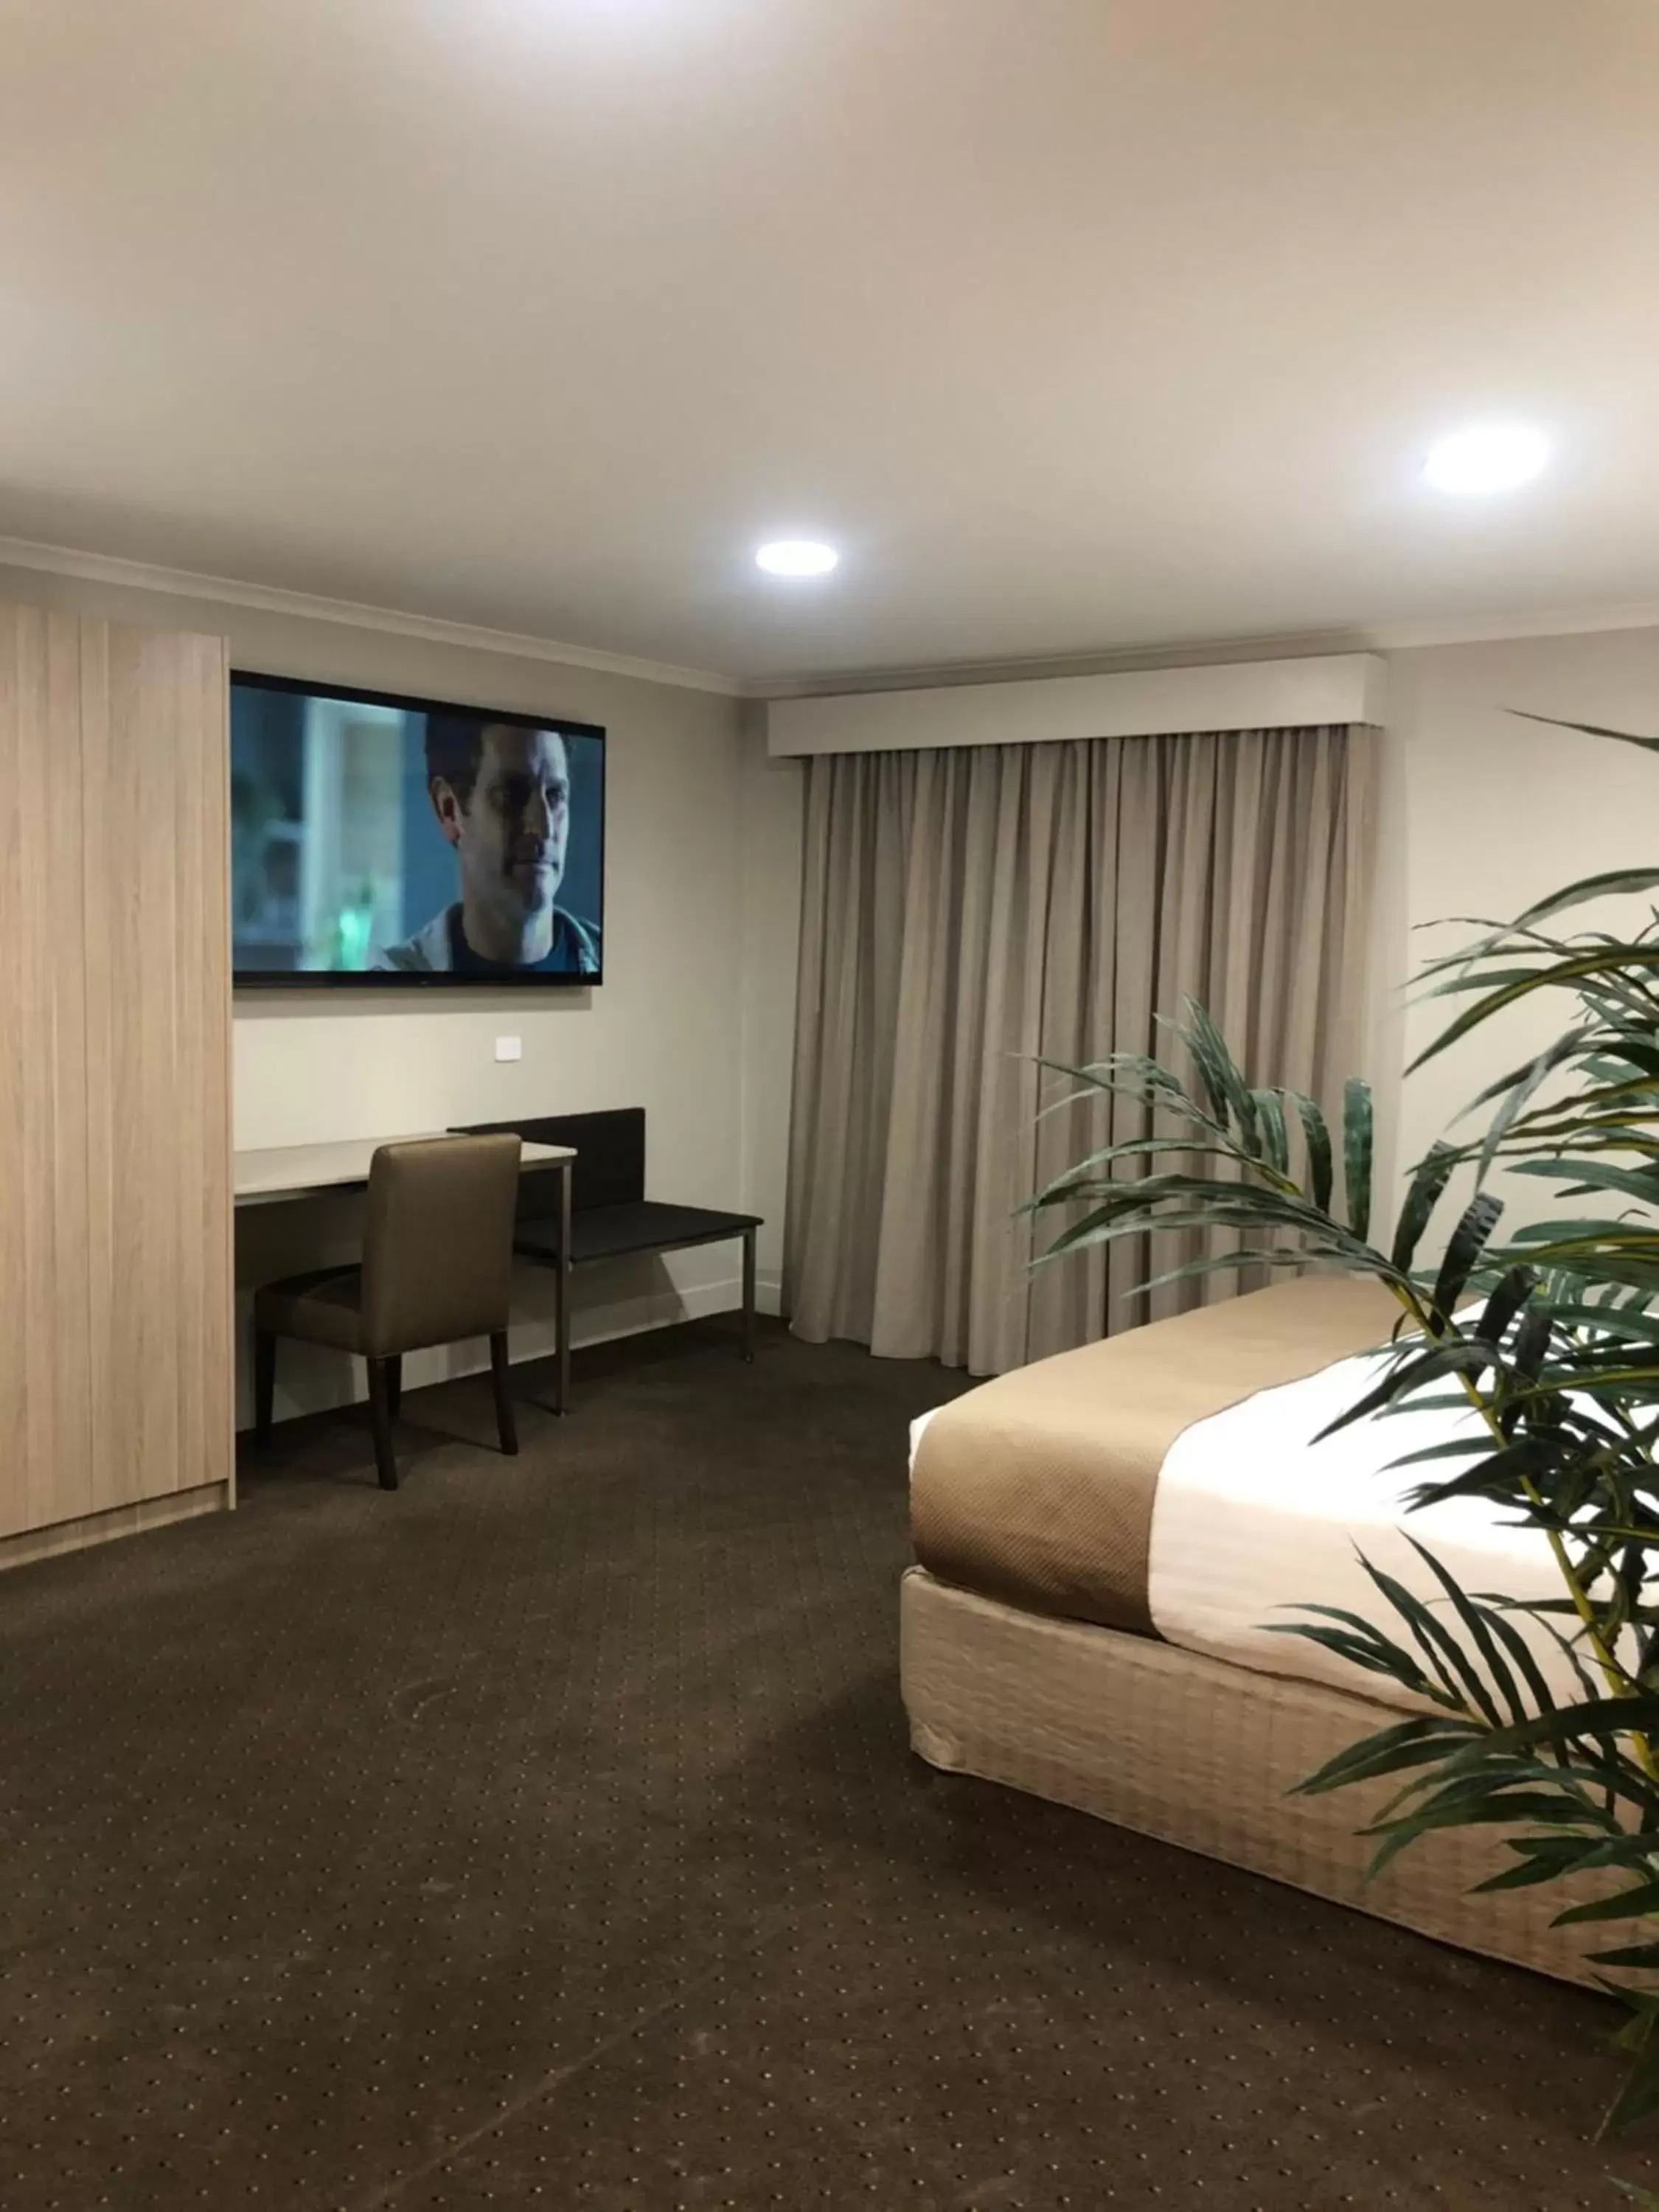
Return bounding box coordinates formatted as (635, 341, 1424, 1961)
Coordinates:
(234, 1133, 577, 1411)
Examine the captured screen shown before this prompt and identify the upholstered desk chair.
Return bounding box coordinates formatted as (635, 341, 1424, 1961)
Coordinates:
(252, 1134, 523, 1490)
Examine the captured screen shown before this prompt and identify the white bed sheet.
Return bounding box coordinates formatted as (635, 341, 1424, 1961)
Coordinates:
(1148, 1343, 1594, 1715)
(910, 1350, 1610, 1716)
(908, 1408, 942, 1471)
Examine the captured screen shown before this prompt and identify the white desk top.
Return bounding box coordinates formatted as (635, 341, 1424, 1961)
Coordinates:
(234, 1133, 574, 1205)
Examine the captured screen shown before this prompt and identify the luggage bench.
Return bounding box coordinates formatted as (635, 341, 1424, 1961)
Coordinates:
(451, 1107, 762, 1412)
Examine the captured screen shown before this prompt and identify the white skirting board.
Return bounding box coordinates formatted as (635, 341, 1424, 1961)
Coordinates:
(237, 1265, 782, 1430)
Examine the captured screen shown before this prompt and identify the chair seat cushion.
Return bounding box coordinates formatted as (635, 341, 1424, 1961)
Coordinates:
(516, 1200, 762, 1267)
(254, 1266, 366, 1353)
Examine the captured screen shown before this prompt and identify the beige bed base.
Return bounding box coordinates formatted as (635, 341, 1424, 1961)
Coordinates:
(901, 1565, 1613, 1989)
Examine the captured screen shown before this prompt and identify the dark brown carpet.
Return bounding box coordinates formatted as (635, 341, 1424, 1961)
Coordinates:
(1, 1321, 1655, 2211)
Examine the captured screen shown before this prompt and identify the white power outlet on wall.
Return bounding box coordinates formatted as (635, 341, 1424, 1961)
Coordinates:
(494, 1036, 524, 1062)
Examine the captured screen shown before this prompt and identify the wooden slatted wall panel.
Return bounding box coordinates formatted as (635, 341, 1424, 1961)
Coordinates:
(0, 605, 232, 1541)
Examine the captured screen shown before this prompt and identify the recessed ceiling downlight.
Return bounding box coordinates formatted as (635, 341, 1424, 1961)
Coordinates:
(756, 539, 838, 577)
(1423, 423, 1550, 495)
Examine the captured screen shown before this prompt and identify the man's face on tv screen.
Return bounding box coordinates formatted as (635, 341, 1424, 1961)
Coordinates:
(450, 725, 569, 922)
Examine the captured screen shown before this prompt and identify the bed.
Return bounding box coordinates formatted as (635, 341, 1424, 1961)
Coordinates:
(902, 1276, 1617, 1986)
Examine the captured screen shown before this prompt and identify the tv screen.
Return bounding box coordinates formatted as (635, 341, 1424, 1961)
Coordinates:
(230, 672, 605, 985)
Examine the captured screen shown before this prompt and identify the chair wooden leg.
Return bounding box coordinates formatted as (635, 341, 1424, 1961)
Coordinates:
(490, 1331, 519, 1456)
(386, 1354, 403, 1421)
(366, 1357, 400, 1491)
(740, 1227, 757, 1363)
(254, 1328, 276, 1436)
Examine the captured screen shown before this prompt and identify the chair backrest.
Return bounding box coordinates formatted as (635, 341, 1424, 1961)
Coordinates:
(451, 1108, 645, 1222)
(360, 1134, 522, 1355)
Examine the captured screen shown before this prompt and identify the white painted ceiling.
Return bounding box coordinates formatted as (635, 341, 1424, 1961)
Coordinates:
(5, 0, 1658, 685)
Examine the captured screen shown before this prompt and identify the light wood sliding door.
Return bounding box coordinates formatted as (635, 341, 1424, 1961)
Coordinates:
(0, 605, 232, 1558)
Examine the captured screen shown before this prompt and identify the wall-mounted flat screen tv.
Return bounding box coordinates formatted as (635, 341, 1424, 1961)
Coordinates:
(230, 672, 605, 987)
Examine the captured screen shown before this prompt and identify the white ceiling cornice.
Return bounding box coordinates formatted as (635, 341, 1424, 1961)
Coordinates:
(2, 534, 1657, 708)
(1363, 602, 1659, 650)
(0, 535, 745, 698)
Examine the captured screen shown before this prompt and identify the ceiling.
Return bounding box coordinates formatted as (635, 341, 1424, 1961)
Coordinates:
(4, 0, 1658, 687)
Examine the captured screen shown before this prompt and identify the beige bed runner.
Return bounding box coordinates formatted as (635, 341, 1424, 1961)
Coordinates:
(911, 1274, 1399, 1635)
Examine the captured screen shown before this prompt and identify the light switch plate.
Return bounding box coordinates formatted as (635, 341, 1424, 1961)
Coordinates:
(494, 1035, 523, 1062)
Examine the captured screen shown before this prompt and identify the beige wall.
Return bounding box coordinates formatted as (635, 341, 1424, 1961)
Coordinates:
(10, 546, 1650, 1412)
(0, 562, 804, 1422)
(1369, 624, 1659, 1242)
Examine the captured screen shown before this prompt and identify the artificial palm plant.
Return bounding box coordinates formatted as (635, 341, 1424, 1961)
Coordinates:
(1030, 717, 1659, 2140)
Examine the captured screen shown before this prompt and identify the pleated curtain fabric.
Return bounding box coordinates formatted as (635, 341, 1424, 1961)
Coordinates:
(785, 724, 1378, 1375)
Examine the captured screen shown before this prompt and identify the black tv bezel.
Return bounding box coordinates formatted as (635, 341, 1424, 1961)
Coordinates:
(229, 669, 608, 991)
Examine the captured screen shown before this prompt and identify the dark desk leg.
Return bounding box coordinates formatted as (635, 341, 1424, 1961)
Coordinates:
(555, 1157, 573, 1415)
(740, 1226, 757, 1363)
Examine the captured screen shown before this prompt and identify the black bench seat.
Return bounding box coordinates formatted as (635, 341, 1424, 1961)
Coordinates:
(514, 1197, 761, 1267)
(451, 1108, 762, 1408)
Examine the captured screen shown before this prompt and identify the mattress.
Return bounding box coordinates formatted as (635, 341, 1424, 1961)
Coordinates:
(909, 1274, 1399, 1635)
(911, 1273, 1596, 1718)
(900, 1566, 1618, 1989)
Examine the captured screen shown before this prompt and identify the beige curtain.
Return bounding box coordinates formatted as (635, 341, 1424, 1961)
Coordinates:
(785, 724, 1378, 1374)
